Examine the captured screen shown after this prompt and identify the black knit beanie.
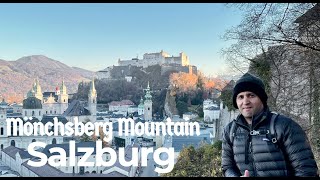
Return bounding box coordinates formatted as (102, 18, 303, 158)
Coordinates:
(232, 73, 268, 109)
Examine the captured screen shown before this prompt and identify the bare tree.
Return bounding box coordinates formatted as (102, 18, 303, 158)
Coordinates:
(223, 3, 319, 52)
(222, 3, 319, 73)
(222, 3, 320, 123)
(221, 3, 320, 166)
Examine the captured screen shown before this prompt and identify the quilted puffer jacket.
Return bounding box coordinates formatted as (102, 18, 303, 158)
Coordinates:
(221, 107, 318, 177)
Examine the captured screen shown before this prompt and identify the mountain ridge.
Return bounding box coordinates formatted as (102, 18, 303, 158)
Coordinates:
(0, 55, 95, 104)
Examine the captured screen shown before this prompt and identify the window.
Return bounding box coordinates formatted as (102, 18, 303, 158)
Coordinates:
(39, 111, 41, 116)
(54, 111, 56, 114)
(1, 144, 3, 150)
(10, 140, 15, 147)
(25, 111, 27, 116)
(79, 166, 85, 174)
(32, 111, 35, 116)
(0, 127, 3, 135)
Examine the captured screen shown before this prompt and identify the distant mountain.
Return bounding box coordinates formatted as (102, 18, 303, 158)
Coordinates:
(0, 55, 95, 103)
(217, 74, 242, 82)
(71, 66, 96, 79)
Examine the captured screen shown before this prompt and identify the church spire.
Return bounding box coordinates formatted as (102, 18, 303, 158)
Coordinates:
(88, 78, 97, 121)
(34, 77, 42, 94)
(32, 77, 43, 101)
(60, 77, 67, 95)
(143, 81, 152, 121)
(144, 81, 152, 101)
(89, 78, 96, 96)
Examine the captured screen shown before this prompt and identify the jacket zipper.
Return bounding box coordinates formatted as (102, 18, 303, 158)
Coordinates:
(236, 122, 251, 166)
(249, 116, 267, 177)
(236, 114, 268, 176)
(249, 140, 256, 176)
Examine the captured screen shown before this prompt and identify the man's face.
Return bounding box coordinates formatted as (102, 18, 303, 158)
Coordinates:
(236, 91, 264, 120)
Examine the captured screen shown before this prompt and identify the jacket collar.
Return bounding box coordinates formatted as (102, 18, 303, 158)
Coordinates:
(235, 106, 271, 130)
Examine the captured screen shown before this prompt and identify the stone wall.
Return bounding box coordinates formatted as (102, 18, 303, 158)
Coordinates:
(216, 102, 239, 140)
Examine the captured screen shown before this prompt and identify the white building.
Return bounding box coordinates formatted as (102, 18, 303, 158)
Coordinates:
(182, 112, 198, 121)
(0, 108, 64, 154)
(40, 141, 109, 174)
(108, 100, 135, 113)
(203, 99, 215, 109)
(1, 145, 64, 177)
(11, 103, 23, 115)
(117, 50, 189, 68)
(1, 142, 130, 177)
(203, 99, 221, 139)
(203, 106, 220, 123)
(22, 78, 69, 120)
(203, 99, 220, 123)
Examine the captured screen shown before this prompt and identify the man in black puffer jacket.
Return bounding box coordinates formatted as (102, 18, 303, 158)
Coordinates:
(221, 72, 318, 177)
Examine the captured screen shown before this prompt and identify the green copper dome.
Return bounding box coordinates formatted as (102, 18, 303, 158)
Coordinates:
(23, 97, 42, 109)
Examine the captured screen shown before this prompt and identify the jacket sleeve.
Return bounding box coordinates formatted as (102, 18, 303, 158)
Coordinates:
(281, 118, 319, 177)
(221, 124, 241, 177)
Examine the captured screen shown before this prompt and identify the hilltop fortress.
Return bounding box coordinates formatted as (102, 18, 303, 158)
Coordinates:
(118, 50, 189, 67)
(97, 50, 197, 80)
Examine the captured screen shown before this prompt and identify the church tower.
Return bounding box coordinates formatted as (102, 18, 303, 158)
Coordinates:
(58, 79, 68, 114)
(0, 107, 8, 152)
(0, 108, 7, 137)
(34, 77, 43, 102)
(88, 78, 97, 122)
(138, 97, 144, 116)
(144, 82, 152, 121)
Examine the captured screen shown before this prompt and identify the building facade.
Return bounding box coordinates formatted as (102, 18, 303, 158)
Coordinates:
(117, 50, 189, 68)
(22, 78, 69, 120)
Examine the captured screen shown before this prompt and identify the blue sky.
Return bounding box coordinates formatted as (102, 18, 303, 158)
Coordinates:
(0, 3, 243, 77)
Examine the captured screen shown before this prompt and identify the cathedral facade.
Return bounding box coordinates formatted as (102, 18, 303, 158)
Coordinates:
(0, 78, 97, 155)
(22, 78, 69, 121)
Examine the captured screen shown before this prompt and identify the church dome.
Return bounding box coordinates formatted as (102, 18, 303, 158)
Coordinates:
(23, 97, 42, 109)
(0, 99, 8, 106)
